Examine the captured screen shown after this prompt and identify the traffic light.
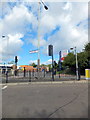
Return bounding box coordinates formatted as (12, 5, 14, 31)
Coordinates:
(15, 56, 18, 63)
(48, 45, 53, 56)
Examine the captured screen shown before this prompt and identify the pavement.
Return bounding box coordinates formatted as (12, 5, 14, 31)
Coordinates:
(0, 77, 89, 86)
(1, 81, 89, 118)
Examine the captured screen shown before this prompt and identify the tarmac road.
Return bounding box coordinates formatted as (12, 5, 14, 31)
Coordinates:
(2, 81, 88, 118)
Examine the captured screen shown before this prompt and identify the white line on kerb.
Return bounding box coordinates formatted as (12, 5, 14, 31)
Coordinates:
(2, 86, 7, 90)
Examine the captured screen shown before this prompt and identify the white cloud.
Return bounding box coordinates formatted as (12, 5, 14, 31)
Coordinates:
(1, 4, 37, 35)
(30, 38, 47, 47)
(0, 2, 88, 63)
(29, 59, 52, 65)
(40, 2, 88, 54)
(63, 2, 72, 10)
(0, 3, 37, 62)
(0, 33, 24, 61)
(29, 60, 37, 64)
(43, 59, 52, 65)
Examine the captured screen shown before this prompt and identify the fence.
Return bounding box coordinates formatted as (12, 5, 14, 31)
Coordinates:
(1, 69, 52, 83)
(1, 69, 85, 83)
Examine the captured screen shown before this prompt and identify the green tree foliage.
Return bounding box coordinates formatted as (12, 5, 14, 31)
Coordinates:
(63, 53, 76, 74)
(84, 42, 90, 58)
(47, 64, 52, 71)
(84, 42, 90, 68)
(62, 43, 90, 75)
(8, 60, 14, 64)
(30, 63, 37, 67)
(63, 53, 75, 67)
(85, 42, 90, 52)
(40, 64, 45, 67)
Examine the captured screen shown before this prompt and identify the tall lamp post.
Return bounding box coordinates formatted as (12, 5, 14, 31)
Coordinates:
(37, 0, 48, 70)
(2, 35, 9, 74)
(70, 47, 79, 80)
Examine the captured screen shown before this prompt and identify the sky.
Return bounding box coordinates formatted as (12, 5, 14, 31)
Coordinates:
(0, 0, 88, 65)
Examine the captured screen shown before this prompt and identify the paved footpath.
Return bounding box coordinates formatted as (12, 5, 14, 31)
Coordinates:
(1, 80, 89, 118)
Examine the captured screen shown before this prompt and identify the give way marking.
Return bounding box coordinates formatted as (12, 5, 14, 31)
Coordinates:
(2, 86, 7, 90)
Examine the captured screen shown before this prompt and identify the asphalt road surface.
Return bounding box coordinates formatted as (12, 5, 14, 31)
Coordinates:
(2, 82, 88, 118)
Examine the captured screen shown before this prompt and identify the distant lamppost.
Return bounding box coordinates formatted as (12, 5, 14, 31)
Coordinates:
(2, 35, 9, 73)
(70, 47, 79, 80)
(37, 0, 48, 70)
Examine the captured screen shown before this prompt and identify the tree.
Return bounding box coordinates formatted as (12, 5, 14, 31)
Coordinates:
(63, 53, 75, 67)
(78, 52, 88, 74)
(85, 42, 90, 68)
(47, 64, 52, 71)
(85, 42, 90, 52)
(63, 53, 76, 74)
(40, 64, 45, 67)
(8, 60, 14, 64)
(62, 43, 89, 75)
(30, 63, 37, 67)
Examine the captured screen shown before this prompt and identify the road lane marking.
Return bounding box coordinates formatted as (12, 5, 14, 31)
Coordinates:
(2, 86, 7, 90)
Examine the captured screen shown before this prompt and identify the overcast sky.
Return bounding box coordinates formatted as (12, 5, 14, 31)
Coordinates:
(0, 1, 88, 65)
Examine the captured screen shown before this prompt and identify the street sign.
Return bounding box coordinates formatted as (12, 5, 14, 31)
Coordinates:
(29, 50, 38, 54)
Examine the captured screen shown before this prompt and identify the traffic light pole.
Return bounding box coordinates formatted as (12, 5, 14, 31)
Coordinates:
(15, 61, 17, 76)
(48, 45, 54, 81)
(52, 53, 54, 81)
(15, 56, 18, 76)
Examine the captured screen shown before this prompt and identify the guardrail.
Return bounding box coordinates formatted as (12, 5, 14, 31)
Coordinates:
(1, 69, 85, 83)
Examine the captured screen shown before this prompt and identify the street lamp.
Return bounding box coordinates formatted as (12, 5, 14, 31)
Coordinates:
(70, 47, 79, 80)
(37, 0, 48, 70)
(2, 35, 9, 74)
(41, 0, 48, 10)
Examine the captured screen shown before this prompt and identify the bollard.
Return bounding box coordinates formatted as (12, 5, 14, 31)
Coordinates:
(33, 69, 34, 77)
(29, 70, 31, 82)
(6, 71, 8, 83)
(59, 73, 60, 78)
(78, 67, 81, 80)
(44, 69, 45, 77)
(85, 69, 90, 80)
(24, 67, 26, 77)
(14, 70, 17, 76)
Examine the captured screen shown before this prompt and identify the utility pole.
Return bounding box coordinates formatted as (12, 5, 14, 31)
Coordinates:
(75, 47, 79, 80)
(37, 0, 48, 71)
(70, 47, 79, 80)
(37, 1, 41, 70)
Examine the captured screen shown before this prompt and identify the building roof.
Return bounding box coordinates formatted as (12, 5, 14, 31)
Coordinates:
(20, 65, 36, 71)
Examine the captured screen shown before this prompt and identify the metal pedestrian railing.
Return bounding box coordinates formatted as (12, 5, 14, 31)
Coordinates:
(1, 69, 52, 83)
(1, 69, 85, 83)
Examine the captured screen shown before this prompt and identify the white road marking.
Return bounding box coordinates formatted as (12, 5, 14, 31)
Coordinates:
(2, 86, 7, 90)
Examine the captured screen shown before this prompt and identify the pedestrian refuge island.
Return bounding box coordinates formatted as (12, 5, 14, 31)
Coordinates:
(85, 69, 90, 80)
